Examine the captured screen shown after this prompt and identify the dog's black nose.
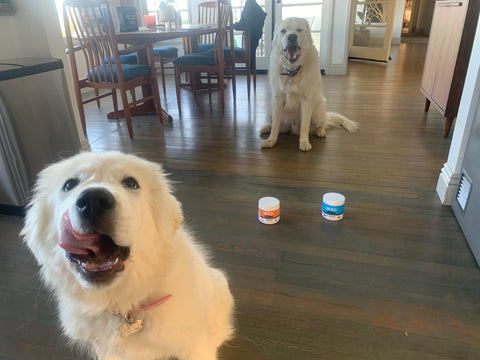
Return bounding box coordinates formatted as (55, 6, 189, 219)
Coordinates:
(287, 33, 297, 43)
(76, 188, 115, 222)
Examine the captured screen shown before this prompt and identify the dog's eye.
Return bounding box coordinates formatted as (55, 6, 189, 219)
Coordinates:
(297, 28, 303, 32)
(280, 29, 286, 33)
(63, 178, 79, 192)
(122, 177, 139, 190)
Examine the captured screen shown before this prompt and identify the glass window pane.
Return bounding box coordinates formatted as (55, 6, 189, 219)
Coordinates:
(283, 0, 322, 4)
(312, 32, 321, 53)
(355, 0, 390, 25)
(353, 26, 385, 48)
(281, 5, 322, 32)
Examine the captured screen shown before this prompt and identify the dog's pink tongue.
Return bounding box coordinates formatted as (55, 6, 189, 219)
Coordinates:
(284, 47, 301, 62)
(59, 212, 102, 255)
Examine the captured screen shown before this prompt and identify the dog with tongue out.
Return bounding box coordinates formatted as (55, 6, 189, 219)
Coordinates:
(21, 151, 234, 360)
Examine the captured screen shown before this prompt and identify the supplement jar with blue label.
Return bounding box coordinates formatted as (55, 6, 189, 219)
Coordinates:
(322, 192, 345, 221)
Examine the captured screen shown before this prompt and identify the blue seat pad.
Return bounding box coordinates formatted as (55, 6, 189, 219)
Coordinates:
(87, 64, 151, 82)
(207, 46, 244, 57)
(153, 46, 178, 57)
(105, 53, 138, 65)
(197, 43, 215, 53)
(172, 53, 216, 66)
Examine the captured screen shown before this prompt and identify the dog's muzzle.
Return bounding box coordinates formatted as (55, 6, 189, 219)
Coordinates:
(284, 33, 302, 63)
(59, 188, 130, 285)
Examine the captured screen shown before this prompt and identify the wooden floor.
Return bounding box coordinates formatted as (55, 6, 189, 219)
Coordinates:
(2, 39, 480, 360)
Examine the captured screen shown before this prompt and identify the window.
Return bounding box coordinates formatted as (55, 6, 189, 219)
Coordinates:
(147, 0, 189, 24)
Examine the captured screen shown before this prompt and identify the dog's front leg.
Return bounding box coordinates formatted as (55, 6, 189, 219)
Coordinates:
(299, 101, 314, 151)
(262, 94, 285, 149)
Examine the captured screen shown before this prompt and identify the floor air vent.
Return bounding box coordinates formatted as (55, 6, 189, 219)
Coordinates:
(456, 171, 472, 213)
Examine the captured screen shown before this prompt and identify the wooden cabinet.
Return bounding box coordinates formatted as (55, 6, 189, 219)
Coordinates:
(420, 0, 479, 137)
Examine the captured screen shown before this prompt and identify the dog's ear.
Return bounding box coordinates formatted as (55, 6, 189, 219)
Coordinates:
(166, 192, 184, 233)
(148, 164, 184, 237)
(272, 22, 282, 52)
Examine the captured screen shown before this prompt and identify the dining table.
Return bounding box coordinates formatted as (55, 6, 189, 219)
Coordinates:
(112, 24, 219, 122)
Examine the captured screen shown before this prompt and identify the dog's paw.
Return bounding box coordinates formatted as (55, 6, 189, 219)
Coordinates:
(260, 124, 272, 134)
(262, 138, 277, 148)
(315, 128, 326, 138)
(299, 141, 312, 152)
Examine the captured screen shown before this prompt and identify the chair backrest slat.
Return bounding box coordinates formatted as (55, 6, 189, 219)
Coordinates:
(215, 0, 234, 65)
(63, 0, 124, 85)
(198, 1, 218, 44)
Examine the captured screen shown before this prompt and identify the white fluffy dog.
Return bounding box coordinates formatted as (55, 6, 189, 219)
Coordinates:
(21, 152, 234, 360)
(261, 17, 358, 151)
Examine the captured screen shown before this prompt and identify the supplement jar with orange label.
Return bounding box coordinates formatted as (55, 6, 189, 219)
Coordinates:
(258, 197, 280, 224)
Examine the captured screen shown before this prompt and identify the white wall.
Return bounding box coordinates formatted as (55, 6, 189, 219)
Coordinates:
(392, 0, 406, 45)
(0, 1, 51, 58)
(324, 0, 351, 75)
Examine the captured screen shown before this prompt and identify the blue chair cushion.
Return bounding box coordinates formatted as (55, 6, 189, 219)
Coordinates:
(87, 64, 151, 82)
(207, 47, 245, 58)
(224, 47, 245, 58)
(153, 46, 178, 57)
(197, 43, 215, 53)
(172, 53, 216, 66)
(105, 53, 138, 64)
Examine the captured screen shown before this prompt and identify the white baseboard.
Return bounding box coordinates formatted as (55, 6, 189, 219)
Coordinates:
(436, 162, 461, 205)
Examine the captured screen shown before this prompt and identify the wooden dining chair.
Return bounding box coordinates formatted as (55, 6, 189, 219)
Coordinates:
(173, 0, 235, 114)
(224, 28, 252, 99)
(197, 0, 252, 100)
(63, 0, 163, 139)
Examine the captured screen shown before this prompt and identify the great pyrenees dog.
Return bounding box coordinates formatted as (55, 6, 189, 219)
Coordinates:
(261, 17, 358, 151)
(21, 152, 234, 360)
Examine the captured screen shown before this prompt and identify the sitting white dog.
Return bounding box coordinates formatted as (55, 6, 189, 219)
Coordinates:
(261, 17, 358, 151)
(21, 151, 234, 360)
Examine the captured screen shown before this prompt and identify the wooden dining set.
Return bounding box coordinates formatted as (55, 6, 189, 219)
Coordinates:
(63, 0, 256, 139)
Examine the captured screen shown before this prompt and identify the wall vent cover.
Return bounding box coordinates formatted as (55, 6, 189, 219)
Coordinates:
(456, 171, 472, 213)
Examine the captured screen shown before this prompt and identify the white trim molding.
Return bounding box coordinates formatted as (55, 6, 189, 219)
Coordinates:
(436, 162, 461, 205)
(436, 17, 480, 205)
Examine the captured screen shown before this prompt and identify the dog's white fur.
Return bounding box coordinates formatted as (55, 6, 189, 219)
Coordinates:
(261, 17, 358, 151)
(21, 152, 234, 360)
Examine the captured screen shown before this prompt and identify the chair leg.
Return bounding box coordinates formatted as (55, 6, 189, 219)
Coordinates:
(73, 84, 87, 136)
(160, 58, 167, 97)
(253, 57, 257, 92)
(193, 72, 198, 103)
(219, 69, 225, 113)
(112, 89, 119, 120)
(129, 89, 136, 103)
(231, 64, 236, 104)
(150, 74, 163, 124)
(119, 90, 134, 139)
(246, 59, 251, 100)
(174, 67, 182, 115)
(207, 73, 212, 100)
(94, 88, 101, 108)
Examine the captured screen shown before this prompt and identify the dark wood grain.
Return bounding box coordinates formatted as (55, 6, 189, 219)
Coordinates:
(1, 40, 478, 360)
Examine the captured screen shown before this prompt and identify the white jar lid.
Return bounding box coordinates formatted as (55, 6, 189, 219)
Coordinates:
(323, 192, 345, 206)
(258, 197, 280, 211)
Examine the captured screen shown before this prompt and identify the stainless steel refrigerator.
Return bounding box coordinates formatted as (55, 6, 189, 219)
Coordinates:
(0, 57, 81, 215)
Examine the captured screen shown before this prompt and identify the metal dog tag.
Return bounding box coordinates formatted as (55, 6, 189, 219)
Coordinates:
(119, 317, 143, 338)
